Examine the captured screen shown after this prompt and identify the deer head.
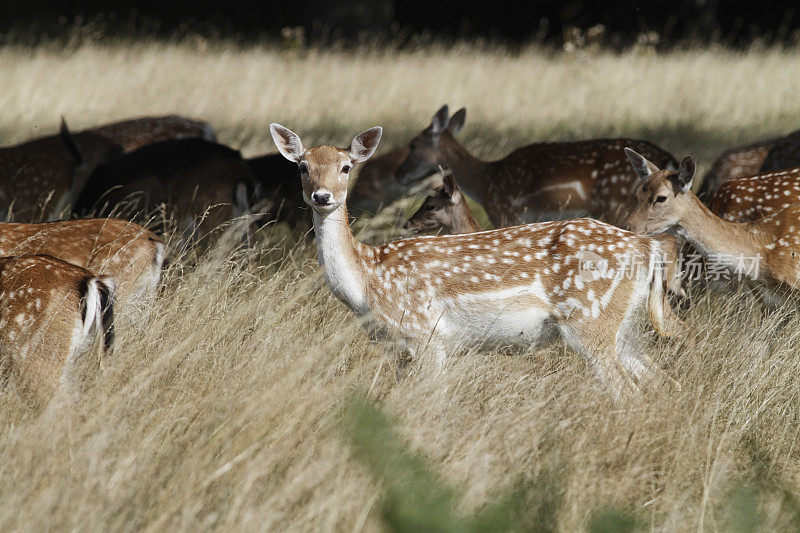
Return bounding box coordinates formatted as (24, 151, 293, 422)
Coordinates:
(270, 124, 382, 214)
(623, 147, 696, 235)
(396, 104, 467, 185)
(403, 172, 473, 233)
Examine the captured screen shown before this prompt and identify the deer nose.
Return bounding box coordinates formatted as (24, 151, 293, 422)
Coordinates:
(312, 191, 332, 205)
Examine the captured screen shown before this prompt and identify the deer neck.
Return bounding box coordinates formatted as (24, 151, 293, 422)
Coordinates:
(673, 193, 766, 262)
(452, 201, 482, 233)
(311, 203, 374, 315)
(439, 134, 492, 201)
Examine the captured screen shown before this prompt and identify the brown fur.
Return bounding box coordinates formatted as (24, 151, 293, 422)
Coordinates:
(0, 125, 122, 221)
(0, 255, 114, 405)
(0, 219, 163, 302)
(88, 115, 215, 152)
(699, 139, 776, 198)
(709, 168, 800, 222)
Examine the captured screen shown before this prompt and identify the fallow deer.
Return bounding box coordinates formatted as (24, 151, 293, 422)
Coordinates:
(0, 219, 164, 303)
(271, 123, 681, 397)
(0, 254, 115, 404)
(395, 105, 677, 227)
(709, 168, 800, 222)
(348, 106, 466, 214)
(75, 139, 258, 241)
(624, 148, 800, 308)
(87, 115, 216, 152)
(405, 171, 688, 310)
(403, 172, 482, 234)
(0, 119, 122, 221)
(698, 138, 776, 198)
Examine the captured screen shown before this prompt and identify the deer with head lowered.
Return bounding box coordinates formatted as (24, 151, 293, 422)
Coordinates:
(624, 148, 800, 308)
(395, 105, 677, 227)
(271, 123, 682, 397)
(0, 254, 115, 405)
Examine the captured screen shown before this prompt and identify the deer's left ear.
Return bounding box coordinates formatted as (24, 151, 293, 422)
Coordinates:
(677, 155, 696, 193)
(349, 127, 383, 163)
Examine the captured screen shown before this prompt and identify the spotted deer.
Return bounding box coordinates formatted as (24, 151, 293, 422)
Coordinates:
(709, 168, 800, 222)
(86, 115, 216, 152)
(0, 119, 122, 221)
(271, 123, 681, 397)
(0, 219, 164, 303)
(624, 148, 800, 308)
(0, 255, 115, 404)
(405, 171, 688, 308)
(395, 105, 677, 227)
(349, 106, 466, 214)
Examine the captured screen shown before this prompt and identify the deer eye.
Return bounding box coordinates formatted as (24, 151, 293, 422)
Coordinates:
(655, 195, 667, 203)
(299, 164, 309, 175)
(425, 204, 436, 211)
(342, 165, 351, 174)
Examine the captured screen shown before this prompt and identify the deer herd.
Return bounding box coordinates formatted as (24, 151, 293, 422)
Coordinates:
(3, 105, 800, 404)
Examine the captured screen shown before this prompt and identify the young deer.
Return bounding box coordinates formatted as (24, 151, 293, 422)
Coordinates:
(87, 115, 216, 152)
(395, 106, 676, 227)
(271, 124, 681, 397)
(624, 148, 800, 307)
(0, 255, 115, 404)
(0, 219, 164, 303)
(403, 172, 481, 234)
(709, 168, 800, 222)
(349, 106, 466, 214)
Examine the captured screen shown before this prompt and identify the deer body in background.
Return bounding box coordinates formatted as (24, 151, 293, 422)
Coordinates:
(624, 148, 800, 308)
(271, 123, 681, 397)
(709, 168, 800, 222)
(395, 106, 677, 227)
(348, 107, 466, 215)
(87, 115, 216, 152)
(0, 119, 122, 221)
(0, 255, 115, 404)
(0, 219, 164, 303)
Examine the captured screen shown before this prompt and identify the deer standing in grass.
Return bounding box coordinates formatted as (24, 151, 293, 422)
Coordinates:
(0, 255, 115, 405)
(395, 105, 676, 227)
(0, 219, 164, 304)
(271, 123, 680, 396)
(624, 148, 800, 308)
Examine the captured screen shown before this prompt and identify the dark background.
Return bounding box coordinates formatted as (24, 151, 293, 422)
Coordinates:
(1, 1, 798, 48)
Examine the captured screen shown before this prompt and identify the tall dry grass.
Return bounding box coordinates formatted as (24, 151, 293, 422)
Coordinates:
(1, 40, 800, 530)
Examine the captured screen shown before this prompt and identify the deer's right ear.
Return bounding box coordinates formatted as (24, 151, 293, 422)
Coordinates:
(430, 104, 450, 135)
(349, 127, 383, 163)
(447, 108, 466, 135)
(677, 155, 696, 193)
(270, 123, 305, 163)
(624, 147, 660, 181)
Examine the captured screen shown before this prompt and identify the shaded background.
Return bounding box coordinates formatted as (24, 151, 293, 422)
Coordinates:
(1, 0, 798, 48)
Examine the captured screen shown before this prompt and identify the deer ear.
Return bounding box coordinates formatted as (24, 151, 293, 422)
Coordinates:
(441, 173, 456, 197)
(430, 104, 450, 134)
(447, 108, 466, 135)
(624, 147, 660, 181)
(270, 123, 305, 163)
(677, 155, 696, 193)
(349, 127, 382, 163)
